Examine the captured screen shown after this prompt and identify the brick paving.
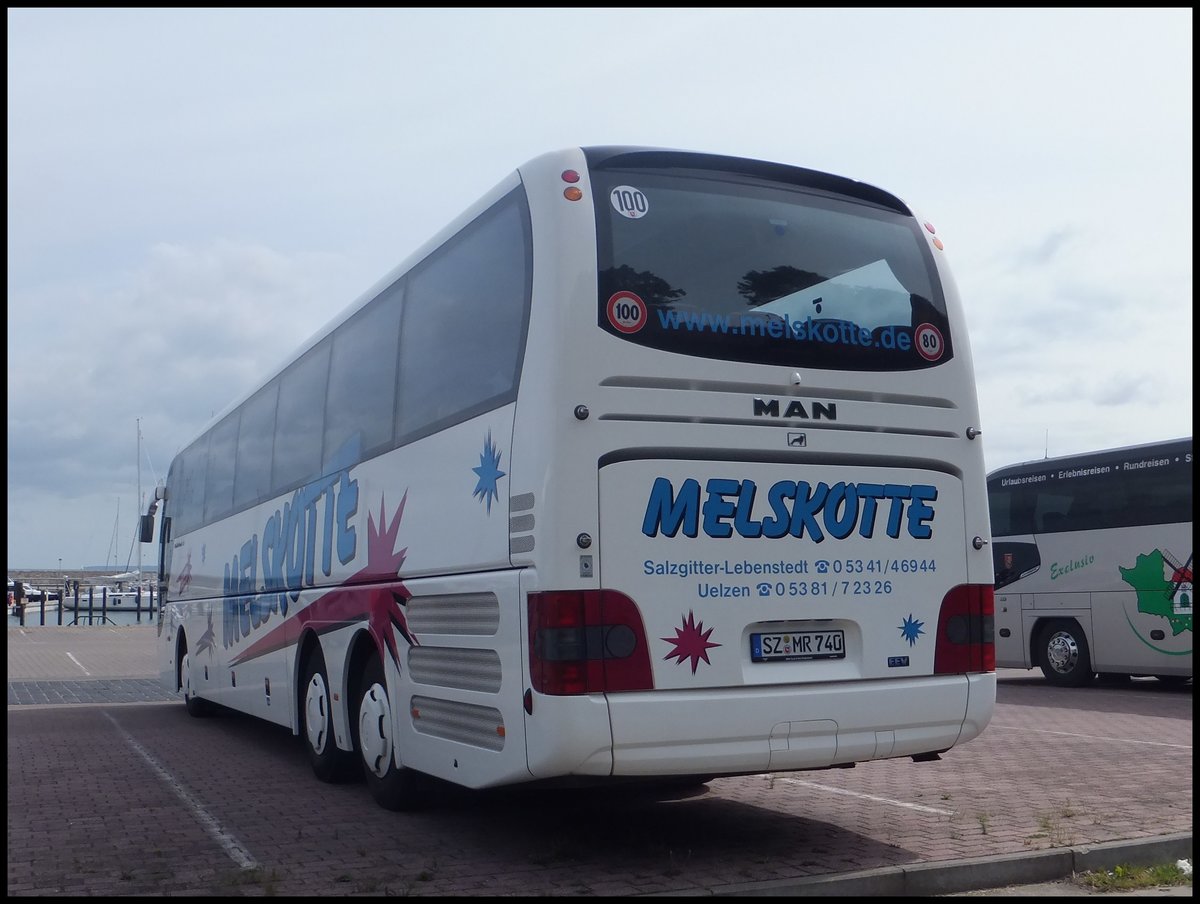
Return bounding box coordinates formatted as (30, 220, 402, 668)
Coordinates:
(7, 677, 175, 706)
(6, 626, 1192, 896)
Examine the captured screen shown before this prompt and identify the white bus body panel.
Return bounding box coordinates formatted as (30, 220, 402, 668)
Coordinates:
(602, 459, 966, 686)
(993, 524, 1192, 676)
(605, 674, 994, 775)
(544, 457, 990, 777)
(162, 408, 522, 745)
(389, 570, 531, 788)
(993, 592, 1029, 667)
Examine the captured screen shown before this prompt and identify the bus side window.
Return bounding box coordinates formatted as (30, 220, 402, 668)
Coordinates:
(1041, 512, 1065, 533)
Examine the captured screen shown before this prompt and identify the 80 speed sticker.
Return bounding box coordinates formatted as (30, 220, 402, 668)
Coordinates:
(607, 291, 647, 333)
(914, 323, 945, 361)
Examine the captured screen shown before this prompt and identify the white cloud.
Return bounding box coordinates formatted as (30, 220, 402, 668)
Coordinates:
(7, 237, 361, 566)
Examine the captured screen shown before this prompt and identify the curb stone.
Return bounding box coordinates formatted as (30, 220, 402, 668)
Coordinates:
(646, 834, 1194, 897)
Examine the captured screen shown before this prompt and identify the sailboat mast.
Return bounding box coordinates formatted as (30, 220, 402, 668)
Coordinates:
(108, 498, 120, 569)
(136, 418, 142, 581)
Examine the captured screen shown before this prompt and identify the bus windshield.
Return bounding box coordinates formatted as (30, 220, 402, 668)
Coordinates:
(593, 167, 951, 370)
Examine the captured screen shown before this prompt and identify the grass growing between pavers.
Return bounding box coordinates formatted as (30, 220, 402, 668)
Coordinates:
(1025, 799, 1081, 848)
(1074, 860, 1192, 892)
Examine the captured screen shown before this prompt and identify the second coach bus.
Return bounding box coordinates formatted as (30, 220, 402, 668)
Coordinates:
(988, 437, 1192, 687)
(145, 146, 996, 809)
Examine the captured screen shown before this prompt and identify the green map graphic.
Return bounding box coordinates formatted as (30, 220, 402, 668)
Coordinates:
(1118, 550, 1193, 636)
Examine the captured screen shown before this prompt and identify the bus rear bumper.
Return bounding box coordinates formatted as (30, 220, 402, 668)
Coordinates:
(604, 672, 995, 776)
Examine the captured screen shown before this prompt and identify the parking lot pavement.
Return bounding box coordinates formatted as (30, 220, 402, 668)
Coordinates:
(7, 628, 1193, 897)
(6, 625, 161, 682)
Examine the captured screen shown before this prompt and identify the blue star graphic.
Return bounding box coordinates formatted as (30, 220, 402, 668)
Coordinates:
(899, 613, 925, 647)
(472, 431, 506, 514)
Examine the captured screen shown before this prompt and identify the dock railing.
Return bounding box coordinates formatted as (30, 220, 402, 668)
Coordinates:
(9, 581, 158, 627)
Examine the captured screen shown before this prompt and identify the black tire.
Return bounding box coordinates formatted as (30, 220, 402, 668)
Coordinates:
(647, 776, 714, 800)
(655, 775, 715, 789)
(355, 655, 427, 811)
(1153, 674, 1191, 686)
(181, 649, 213, 717)
(302, 645, 357, 783)
(1037, 619, 1095, 688)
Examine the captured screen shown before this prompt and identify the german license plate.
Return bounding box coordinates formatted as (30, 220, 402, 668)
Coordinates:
(750, 629, 845, 662)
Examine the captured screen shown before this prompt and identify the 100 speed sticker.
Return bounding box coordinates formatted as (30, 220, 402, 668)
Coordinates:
(607, 290, 647, 334)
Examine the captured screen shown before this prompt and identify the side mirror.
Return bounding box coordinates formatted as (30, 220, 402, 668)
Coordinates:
(140, 484, 168, 543)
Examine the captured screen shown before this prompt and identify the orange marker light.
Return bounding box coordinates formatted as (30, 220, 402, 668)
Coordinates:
(933, 237, 944, 250)
(563, 186, 583, 201)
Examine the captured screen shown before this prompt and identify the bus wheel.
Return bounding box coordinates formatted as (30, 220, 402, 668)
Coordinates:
(1037, 619, 1095, 688)
(356, 655, 426, 811)
(302, 646, 356, 783)
(181, 648, 212, 717)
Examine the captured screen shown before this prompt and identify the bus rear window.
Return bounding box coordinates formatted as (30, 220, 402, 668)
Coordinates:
(593, 169, 952, 371)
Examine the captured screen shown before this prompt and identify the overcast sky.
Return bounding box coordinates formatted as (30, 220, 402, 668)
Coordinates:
(7, 8, 1193, 570)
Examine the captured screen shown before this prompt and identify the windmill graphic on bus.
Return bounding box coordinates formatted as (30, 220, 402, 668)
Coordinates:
(1162, 549, 1193, 617)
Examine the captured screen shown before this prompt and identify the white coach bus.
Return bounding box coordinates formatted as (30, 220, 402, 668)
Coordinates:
(145, 146, 996, 810)
(988, 437, 1192, 687)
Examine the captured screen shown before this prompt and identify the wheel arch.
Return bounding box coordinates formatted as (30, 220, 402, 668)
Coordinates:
(174, 629, 189, 694)
(345, 627, 382, 717)
(293, 628, 323, 736)
(296, 625, 380, 753)
(1027, 615, 1052, 666)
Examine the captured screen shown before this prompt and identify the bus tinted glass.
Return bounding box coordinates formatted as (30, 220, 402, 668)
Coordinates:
(593, 168, 951, 370)
(988, 439, 1193, 535)
(396, 189, 530, 442)
(171, 435, 208, 536)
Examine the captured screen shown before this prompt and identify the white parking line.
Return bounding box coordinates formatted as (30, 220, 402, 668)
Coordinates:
(66, 652, 90, 676)
(986, 723, 1192, 750)
(774, 777, 955, 815)
(103, 712, 259, 870)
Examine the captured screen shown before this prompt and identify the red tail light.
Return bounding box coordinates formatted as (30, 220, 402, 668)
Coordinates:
(933, 583, 995, 674)
(528, 590, 654, 695)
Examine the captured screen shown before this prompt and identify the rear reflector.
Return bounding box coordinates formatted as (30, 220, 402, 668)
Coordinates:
(933, 583, 995, 674)
(528, 590, 654, 695)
